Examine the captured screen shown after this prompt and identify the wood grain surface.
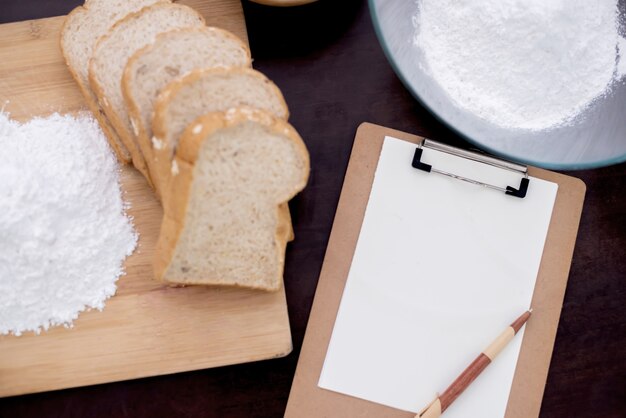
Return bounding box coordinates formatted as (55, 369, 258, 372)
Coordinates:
(0, 0, 292, 398)
(0, 0, 625, 417)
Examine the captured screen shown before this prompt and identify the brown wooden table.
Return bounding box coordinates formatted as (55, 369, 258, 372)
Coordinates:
(1, 1, 624, 417)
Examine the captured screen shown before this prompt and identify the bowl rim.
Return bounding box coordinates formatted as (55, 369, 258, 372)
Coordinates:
(368, 0, 626, 170)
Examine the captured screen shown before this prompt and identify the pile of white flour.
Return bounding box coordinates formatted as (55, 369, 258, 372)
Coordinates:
(0, 112, 137, 336)
(414, 0, 625, 130)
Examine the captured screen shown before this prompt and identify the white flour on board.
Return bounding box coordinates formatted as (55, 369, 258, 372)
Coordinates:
(0, 112, 137, 336)
(414, 0, 625, 130)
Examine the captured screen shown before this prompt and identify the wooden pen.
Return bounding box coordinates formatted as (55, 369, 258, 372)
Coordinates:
(416, 309, 532, 418)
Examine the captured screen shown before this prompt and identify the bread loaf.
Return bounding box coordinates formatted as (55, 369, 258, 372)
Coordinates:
(62, 1, 308, 291)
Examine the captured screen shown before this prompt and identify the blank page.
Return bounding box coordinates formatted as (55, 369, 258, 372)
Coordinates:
(318, 136, 558, 416)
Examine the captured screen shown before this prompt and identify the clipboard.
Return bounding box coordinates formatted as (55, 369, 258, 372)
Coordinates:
(285, 122, 586, 418)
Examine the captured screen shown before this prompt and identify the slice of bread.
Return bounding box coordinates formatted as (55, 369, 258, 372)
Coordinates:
(152, 67, 289, 198)
(122, 27, 252, 198)
(60, 0, 166, 163)
(89, 3, 205, 185)
(155, 107, 309, 290)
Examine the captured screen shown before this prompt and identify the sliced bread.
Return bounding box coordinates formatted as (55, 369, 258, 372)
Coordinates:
(60, 0, 166, 163)
(89, 3, 205, 185)
(122, 27, 252, 198)
(154, 107, 309, 290)
(152, 67, 289, 198)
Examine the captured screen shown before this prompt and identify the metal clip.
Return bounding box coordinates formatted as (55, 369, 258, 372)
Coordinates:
(412, 139, 529, 198)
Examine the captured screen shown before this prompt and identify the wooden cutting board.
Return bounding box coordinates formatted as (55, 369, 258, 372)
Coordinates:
(0, 0, 293, 398)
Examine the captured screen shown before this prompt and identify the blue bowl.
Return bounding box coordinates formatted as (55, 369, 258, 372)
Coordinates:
(370, 0, 626, 170)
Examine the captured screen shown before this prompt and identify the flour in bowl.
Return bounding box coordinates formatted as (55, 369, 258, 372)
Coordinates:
(619, 37, 626, 77)
(413, 0, 625, 130)
(0, 112, 137, 336)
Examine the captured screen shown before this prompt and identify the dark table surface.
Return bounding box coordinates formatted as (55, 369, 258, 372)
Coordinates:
(1, 1, 625, 417)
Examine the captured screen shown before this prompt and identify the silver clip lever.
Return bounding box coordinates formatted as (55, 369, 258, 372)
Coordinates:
(411, 139, 530, 198)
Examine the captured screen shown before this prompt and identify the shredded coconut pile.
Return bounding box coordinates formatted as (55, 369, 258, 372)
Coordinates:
(414, 0, 625, 130)
(0, 112, 137, 336)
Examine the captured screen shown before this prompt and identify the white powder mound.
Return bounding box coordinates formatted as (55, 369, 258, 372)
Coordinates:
(0, 112, 137, 336)
(619, 37, 626, 77)
(414, 0, 623, 131)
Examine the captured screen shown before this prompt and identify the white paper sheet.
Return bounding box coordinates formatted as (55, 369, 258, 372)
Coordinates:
(318, 136, 558, 416)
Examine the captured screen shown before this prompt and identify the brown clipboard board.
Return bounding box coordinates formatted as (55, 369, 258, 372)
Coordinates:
(285, 122, 586, 418)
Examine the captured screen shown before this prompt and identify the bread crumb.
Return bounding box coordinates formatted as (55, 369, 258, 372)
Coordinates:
(225, 108, 236, 121)
(130, 117, 139, 136)
(152, 136, 164, 150)
(192, 124, 202, 134)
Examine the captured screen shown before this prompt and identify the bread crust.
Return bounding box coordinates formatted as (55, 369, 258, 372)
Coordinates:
(89, 59, 153, 183)
(154, 107, 310, 290)
(60, 5, 132, 164)
(122, 26, 252, 200)
(152, 67, 290, 200)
